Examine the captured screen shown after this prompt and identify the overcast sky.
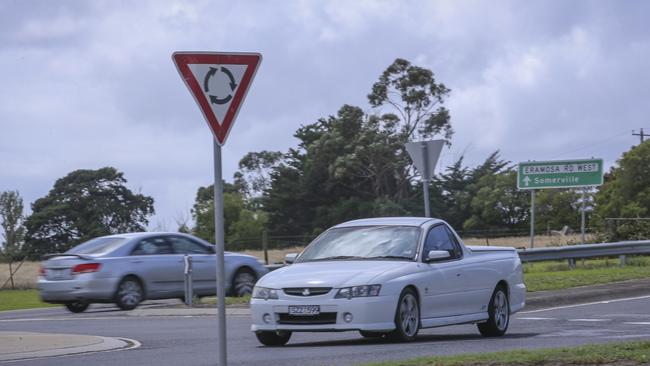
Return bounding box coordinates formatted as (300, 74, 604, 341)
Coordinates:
(1, 0, 649, 230)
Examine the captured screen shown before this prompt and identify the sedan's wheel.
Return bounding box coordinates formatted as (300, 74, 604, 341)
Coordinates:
(478, 286, 510, 337)
(255, 331, 291, 346)
(64, 301, 89, 313)
(232, 268, 256, 297)
(115, 277, 143, 310)
(388, 288, 420, 342)
(359, 331, 385, 338)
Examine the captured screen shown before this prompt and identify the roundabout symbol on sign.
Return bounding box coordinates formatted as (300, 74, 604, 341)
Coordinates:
(203, 66, 238, 105)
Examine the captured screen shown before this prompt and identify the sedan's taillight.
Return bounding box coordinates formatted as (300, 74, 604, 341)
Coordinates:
(71, 263, 102, 274)
(39, 265, 46, 276)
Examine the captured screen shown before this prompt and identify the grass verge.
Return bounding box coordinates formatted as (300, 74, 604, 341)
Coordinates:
(0, 289, 251, 311)
(524, 256, 650, 292)
(198, 294, 251, 306)
(0, 290, 58, 311)
(364, 341, 650, 366)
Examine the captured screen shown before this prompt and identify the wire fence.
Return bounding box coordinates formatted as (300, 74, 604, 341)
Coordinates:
(2, 223, 644, 287)
(224, 227, 604, 257)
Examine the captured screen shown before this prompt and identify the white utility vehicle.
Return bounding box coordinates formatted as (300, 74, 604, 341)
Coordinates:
(250, 217, 525, 346)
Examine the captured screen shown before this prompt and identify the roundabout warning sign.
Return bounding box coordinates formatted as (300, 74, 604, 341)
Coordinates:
(172, 52, 262, 145)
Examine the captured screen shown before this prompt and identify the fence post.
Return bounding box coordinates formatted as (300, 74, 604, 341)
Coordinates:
(9, 261, 15, 290)
(262, 230, 269, 265)
(619, 255, 627, 267)
(568, 258, 576, 270)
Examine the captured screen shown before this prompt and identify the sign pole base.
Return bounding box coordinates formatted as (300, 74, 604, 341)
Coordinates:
(530, 190, 536, 249)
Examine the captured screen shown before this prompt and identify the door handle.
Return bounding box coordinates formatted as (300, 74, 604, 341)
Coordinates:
(131, 260, 144, 264)
(456, 273, 462, 277)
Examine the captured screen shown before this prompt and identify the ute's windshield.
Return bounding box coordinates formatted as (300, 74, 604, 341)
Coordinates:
(297, 226, 420, 262)
(67, 237, 128, 256)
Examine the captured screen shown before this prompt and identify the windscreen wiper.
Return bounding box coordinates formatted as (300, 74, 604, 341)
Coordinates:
(363, 255, 413, 260)
(307, 255, 363, 262)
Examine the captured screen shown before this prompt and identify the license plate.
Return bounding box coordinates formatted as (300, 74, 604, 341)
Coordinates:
(49, 269, 68, 280)
(288, 305, 320, 316)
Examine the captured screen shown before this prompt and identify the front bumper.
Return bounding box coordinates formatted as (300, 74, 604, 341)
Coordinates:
(37, 276, 118, 303)
(250, 295, 397, 332)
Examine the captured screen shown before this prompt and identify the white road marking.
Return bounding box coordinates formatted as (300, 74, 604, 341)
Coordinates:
(568, 319, 611, 322)
(624, 322, 650, 325)
(520, 295, 650, 314)
(516, 317, 557, 320)
(602, 334, 650, 339)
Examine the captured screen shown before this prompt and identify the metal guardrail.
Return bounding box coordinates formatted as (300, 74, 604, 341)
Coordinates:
(517, 240, 650, 263)
(264, 240, 650, 270)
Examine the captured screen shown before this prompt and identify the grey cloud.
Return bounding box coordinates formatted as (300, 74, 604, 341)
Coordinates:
(1, 0, 649, 229)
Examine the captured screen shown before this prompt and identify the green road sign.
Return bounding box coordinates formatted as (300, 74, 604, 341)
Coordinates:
(517, 158, 603, 190)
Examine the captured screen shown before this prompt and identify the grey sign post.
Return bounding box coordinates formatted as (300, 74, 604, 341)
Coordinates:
(406, 140, 445, 217)
(173, 52, 261, 366)
(183, 255, 193, 308)
(518, 158, 603, 247)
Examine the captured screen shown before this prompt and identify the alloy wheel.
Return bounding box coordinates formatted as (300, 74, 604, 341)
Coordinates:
(399, 293, 419, 337)
(233, 270, 256, 297)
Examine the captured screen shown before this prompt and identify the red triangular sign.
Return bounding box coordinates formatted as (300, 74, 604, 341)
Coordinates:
(172, 52, 262, 145)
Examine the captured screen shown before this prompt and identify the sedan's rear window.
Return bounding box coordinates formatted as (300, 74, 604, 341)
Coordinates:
(67, 237, 128, 255)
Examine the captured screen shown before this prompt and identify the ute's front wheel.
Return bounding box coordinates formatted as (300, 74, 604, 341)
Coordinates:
(388, 288, 420, 342)
(478, 286, 509, 337)
(255, 331, 292, 346)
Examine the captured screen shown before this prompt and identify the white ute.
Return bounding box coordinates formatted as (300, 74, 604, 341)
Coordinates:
(250, 217, 526, 346)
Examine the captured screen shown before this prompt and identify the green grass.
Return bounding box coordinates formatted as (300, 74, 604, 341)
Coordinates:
(2, 256, 650, 310)
(524, 255, 650, 292)
(198, 294, 251, 306)
(0, 289, 250, 311)
(0, 289, 58, 311)
(364, 341, 650, 366)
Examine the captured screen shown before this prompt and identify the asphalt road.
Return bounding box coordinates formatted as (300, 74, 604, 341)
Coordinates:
(2, 296, 650, 366)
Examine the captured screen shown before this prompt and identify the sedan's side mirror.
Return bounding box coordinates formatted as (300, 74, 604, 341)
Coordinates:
(284, 253, 298, 264)
(425, 250, 451, 262)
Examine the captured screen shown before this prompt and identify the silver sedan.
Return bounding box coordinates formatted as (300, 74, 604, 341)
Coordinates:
(37, 232, 269, 313)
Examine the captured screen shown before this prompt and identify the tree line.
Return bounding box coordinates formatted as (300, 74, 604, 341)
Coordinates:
(2, 59, 649, 259)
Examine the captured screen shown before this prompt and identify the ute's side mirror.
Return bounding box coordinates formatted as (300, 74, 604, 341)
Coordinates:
(285, 253, 298, 264)
(425, 250, 451, 262)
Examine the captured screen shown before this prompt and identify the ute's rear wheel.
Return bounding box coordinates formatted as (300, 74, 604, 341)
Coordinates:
(115, 277, 143, 310)
(255, 331, 291, 346)
(64, 301, 89, 313)
(478, 286, 510, 337)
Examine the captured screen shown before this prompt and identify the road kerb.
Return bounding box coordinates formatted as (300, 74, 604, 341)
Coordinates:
(0, 331, 139, 362)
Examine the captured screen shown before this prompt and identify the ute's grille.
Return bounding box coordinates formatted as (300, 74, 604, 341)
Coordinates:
(283, 287, 332, 296)
(277, 312, 337, 325)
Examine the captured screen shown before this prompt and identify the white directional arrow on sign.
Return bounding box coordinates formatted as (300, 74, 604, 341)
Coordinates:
(523, 176, 531, 187)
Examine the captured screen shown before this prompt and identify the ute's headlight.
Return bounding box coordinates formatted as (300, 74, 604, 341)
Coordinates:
(252, 286, 279, 300)
(335, 285, 381, 299)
